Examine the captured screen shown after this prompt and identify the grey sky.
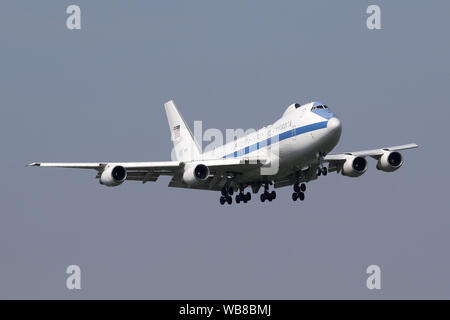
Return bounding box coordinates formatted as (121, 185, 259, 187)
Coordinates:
(0, 1, 449, 299)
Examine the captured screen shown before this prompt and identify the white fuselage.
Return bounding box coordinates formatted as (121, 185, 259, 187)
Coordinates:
(202, 101, 342, 181)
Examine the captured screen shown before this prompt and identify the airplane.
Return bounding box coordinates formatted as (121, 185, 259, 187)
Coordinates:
(28, 100, 418, 205)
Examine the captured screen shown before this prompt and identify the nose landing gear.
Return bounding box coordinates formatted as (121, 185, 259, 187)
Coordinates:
(317, 152, 328, 176)
(317, 166, 327, 176)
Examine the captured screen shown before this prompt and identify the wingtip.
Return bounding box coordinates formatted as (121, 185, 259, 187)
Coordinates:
(27, 162, 40, 167)
(164, 99, 175, 106)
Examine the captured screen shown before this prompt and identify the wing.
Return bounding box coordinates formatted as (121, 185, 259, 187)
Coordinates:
(324, 143, 418, 161)
(27, 161, 182, 183)
(27, 158, 266, 189)
(323, 143, 418, 172)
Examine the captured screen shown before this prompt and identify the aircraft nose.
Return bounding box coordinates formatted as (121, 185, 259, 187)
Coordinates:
(327, 117, 342, 134)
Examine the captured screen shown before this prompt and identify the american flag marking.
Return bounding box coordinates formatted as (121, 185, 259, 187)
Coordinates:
(173, 125, 180, 139)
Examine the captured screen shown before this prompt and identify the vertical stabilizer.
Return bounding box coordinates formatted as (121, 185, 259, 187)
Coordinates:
(164, 100, 202, 161)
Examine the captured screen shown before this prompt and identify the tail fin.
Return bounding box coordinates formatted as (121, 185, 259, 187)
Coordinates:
(164, 100, 202, 161)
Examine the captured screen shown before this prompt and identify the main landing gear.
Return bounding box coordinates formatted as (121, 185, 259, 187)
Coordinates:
(220, 186, 234, 205)
(292, 182, 306, 201)
(236, 190, 251, 204)
(260, 184, 276, 202)
(220, 186, 252, 205)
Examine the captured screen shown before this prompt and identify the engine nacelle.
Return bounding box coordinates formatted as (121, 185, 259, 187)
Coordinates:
(100, 164, 127, 186)
(342, 156, 368, 177)
(377, 151, 403, 172)
(182, 163, 210, 185)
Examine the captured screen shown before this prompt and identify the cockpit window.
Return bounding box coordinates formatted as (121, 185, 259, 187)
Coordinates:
(312, 104, 330, 111)
(294, 103, 301, 108)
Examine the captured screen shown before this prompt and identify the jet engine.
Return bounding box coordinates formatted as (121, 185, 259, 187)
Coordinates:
(182, 163, 210, 185)
(100, 164, 127, 186)
(376, 151, 403, 172)
(342, 156, 368, 177)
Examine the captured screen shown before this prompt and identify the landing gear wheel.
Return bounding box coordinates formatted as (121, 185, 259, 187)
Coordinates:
(228, 188, 234, 196)
(321, 167, 328, 176)
(298, 192, 305, 201)
(260, 193, 265, 202)
(221, 188, 227, 196)
(263, 191, 271, 202)
(317, 168, 322, 176)
(300, 183, 306, 192)
(235, 195, 241, 204)
(246, 192, 251, 201)
(294, 184, 300, 193)
(227, 196, 232, 205)
(292, 192, 298, 201)
(220, 196, 225, 205)
(271, 190, 276, 200)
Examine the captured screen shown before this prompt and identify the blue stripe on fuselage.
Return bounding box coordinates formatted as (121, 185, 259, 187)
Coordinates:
(223, 120, 328, 158)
